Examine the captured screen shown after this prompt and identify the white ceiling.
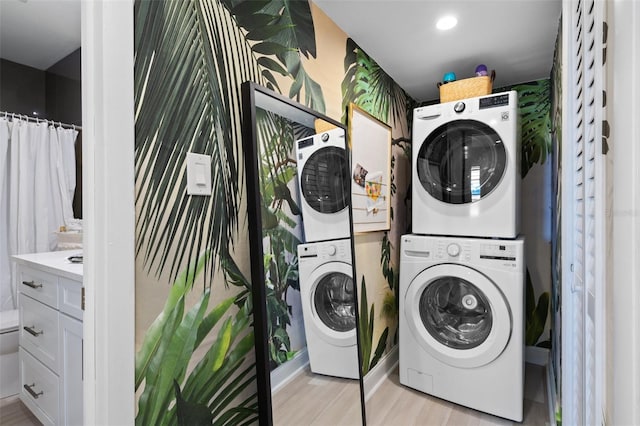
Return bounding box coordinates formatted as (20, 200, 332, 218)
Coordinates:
(0, 0, 81, 70)
(313, 0, 562, 101)
(0, 0, 561, 101)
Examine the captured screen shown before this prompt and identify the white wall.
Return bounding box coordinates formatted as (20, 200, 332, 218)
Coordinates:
(607, 0, 640, 424)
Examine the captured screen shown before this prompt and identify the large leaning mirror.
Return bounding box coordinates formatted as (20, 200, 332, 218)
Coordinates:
(241, 81, 365, 425)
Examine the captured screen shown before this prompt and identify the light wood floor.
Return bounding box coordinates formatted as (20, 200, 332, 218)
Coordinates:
(0, 396, 41, 426)
(1, 365, 548, 425)
(272, 364, 548, 425)
(366, 364, 548, 426)
(272, 369, 363, 425)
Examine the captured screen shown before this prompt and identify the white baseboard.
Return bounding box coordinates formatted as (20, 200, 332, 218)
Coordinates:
(270, 348, 309, 395)
(363, 346, 398, 401)
(525, 345, 549, 366)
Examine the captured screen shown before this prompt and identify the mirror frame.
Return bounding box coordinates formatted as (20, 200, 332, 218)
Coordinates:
(241, 81, 366, 425)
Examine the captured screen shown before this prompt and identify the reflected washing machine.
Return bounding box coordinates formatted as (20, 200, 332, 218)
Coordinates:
(296, 128, 351, 243)
(412, 91, 520, 239)
(399, 234, 525, 421)
(297, 238, 359, 379)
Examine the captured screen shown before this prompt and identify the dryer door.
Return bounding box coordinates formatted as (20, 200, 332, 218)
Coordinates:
(404, 263, 512, 368)
(300, 146, 350, 213)
(306, 261, 356, 347)
(416, 119, 507, 205)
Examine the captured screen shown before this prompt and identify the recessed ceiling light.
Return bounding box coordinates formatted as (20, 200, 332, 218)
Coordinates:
(436, 15, 458, 31)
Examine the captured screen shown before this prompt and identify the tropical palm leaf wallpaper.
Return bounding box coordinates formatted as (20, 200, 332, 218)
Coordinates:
(134, 0, 411, 421)
(342, 39, 412, 371)
(495, 79, 553, 178)
(134, 0, 556, 422)
(492, 78, 554, 350)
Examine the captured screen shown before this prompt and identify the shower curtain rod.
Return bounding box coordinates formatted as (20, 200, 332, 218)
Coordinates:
(1, 110, 82, 131)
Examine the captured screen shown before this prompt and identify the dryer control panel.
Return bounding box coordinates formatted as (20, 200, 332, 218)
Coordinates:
(479, 93, 510, 109)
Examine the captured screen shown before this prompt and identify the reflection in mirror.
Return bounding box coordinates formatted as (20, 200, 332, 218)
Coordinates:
(241, 82, 364, 425)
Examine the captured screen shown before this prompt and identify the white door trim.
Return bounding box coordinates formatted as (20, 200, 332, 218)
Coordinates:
(82, 1, 135, 424)
(608, 0, 640, 424)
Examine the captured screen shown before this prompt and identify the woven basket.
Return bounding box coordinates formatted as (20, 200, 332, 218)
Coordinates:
(438, 70, 495, 103)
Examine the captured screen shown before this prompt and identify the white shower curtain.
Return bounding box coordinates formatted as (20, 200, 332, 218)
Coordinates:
(0, 117, 78, 311)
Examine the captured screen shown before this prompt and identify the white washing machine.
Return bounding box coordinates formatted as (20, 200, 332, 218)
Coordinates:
(297, 238, 359, 379)
(399, 234, 525, 421)
(296, 127, 351, 243)
(412, 91, 521, 239)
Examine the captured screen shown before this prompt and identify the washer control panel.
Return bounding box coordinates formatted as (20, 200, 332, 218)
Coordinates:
(299, 240, 350, 261)
(435, 241, 471, 262)
(402, 236, 523, 271)
(446, 243, 461, 257)
(479, 243, 517, 261)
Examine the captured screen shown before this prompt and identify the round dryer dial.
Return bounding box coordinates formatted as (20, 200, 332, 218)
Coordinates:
(326, 245, 337, 256)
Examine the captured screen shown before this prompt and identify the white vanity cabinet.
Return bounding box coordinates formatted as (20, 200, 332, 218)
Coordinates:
(13, 251, 83, 426)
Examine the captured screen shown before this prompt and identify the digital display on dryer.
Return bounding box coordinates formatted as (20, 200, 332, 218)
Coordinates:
(479, 93, 509, 109)
(297, 137, 314, 149)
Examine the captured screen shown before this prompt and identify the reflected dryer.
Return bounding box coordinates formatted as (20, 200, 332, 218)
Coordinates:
(412, 91, 520, 239)
(296, 128, 351, 243)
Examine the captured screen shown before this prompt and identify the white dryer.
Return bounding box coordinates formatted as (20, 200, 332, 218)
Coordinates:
(298, 238, 359, 379)
(399, 234, 525, 421)
(296, 128, 351, 243)
(412, 91, 520, 239)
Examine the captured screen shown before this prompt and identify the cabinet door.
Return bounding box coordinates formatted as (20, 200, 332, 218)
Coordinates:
(59, 314, 83, 425)
(58, 278, 83, 321)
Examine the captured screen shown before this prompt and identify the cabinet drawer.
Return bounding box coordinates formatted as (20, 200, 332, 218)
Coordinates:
(19, 266, 58, 309)
(19, 347, 59, 426)
(58, 277, 83, 321)
(20, 295, 59, 373)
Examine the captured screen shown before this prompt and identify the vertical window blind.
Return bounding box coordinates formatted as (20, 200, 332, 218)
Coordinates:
(563, 0, 606, 424)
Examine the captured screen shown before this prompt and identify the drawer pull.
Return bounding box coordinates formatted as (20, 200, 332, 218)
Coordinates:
(22, 280, 43, 289)
(24, 326, 44, 337)
(24, 383, 44, 399)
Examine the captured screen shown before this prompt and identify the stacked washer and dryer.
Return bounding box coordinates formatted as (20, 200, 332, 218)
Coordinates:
(294, 128, 359, 379)
(399, 91, 526, 421)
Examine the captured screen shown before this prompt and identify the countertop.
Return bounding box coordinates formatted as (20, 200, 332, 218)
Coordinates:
(12, 250, 83, 281)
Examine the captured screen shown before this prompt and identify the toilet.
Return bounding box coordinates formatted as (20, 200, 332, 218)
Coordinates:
(0, 309, 19, 398)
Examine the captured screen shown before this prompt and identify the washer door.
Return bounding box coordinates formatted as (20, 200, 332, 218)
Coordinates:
(300, 146, 350, 213)
(404, 264, 512, 368)
(416, 119, 507, 204)
(307, 262, 356, 347)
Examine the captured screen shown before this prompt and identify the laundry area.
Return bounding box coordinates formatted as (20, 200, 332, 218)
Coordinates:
(242, 37, 551, 426)
(3, 0, 638, 425)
